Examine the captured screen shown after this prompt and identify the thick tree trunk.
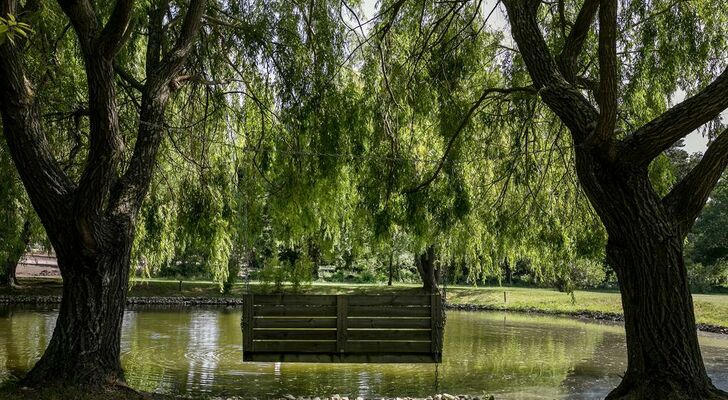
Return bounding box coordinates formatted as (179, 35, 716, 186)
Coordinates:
(5, 256, 18, 287)
(606, 235, 722, 399)
(503, 257, 513, 285)
(500, 1, 728, 397)
(21, 228, 133, 387)
(415, 246, 439, 293)
(388, 252, 394, 286)
(574, 154, 727, 400)
(1, 0, 206, 392)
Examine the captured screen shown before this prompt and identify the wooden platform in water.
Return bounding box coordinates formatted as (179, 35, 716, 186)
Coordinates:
(241, 294, 443, 363)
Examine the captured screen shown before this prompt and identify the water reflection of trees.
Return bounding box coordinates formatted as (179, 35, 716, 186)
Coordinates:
(0, 308, 612, 397)
(2, 307, 725, 398)
(123, 307, 194, 393)
(0, 306, 55, 382)
(437, 312, 608, 396)
(559, 331, 626, 400)
(122, 307, 252, 396)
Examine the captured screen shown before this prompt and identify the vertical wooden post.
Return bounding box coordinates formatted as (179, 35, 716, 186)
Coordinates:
(504, 291, 507, 304)
(430, 294, 442, 356)
(337, 295, 348, 354)
(243, 294, 254, 353)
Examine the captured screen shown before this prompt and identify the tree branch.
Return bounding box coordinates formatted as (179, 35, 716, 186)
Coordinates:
(0, 0, 74, 229)
(57, 0, 131, 248)
(56, 0, 98, 51)
(556, 0, 599, 84)
(97, 0, 136, 58)
(378, 0, 406, 38)
(155, 0, 206, 83)
(144, 0, 166, 78)
(113, 62, 144, 91)
(557, 0, 566, 39)
(110, 0, 206, 214)
(621, 68, 728, 165)
(405, 86, 537, 194)
(502, 0, 599, 143)
(592, 0, 618, 147)
(663, 127, 728, 235)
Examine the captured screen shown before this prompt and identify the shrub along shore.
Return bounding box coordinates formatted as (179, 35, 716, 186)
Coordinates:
(2, 277, 727, 333)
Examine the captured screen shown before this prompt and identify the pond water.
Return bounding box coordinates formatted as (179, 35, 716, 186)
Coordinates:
(0, 306, 726, 399)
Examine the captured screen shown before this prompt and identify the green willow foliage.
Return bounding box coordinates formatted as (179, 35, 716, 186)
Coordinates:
(353, 0, 606, 283)
(0, 13, 32, 45)
(0, 143, 26, 279)
(5, 0, 725, 290)
(1, 0, 605, 289)
(687, 173, 728, 289)
(0, 141, 45, 280)
(128, 0, 370, 288)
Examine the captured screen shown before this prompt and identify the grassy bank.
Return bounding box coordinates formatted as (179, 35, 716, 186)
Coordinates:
(3, 277, 728, 327)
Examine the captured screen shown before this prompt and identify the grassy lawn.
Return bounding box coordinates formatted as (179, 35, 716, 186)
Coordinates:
(446, 286, 728, 327)
(3, 277, 728, 327)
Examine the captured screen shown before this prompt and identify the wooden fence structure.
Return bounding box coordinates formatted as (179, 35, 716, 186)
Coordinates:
(241, 294, 443, 363)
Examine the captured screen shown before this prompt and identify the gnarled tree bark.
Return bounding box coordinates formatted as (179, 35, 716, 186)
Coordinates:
(502, 0, 728, 398)
(574, 150, 724, 399)
(23, 220, 134, 385)
(0, 0, 206, 387)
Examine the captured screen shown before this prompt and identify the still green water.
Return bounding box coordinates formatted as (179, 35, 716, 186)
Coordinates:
(0, 306, 726, 399)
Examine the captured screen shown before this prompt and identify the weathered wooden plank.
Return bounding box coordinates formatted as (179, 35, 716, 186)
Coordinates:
(243, 294, 254, 352)
(254, 317, 337, 328)
(347, 329, 431, 341)
(337, 295, 348, 353)
(253, 329, 336, 340)
(252, 341, 336, 353)
(347, 295, 430, 306)
(242, 293, 444, 364)
(255, 305, 336, 317)
(253, 295, 337, 306)
(345, 341, 432, 353)
(348, 305, 431, 318)
(243, 352, 439, 363)
(347, 318, 431, 329)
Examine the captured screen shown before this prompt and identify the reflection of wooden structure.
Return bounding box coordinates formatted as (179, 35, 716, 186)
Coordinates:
(242, 294, 443, 363)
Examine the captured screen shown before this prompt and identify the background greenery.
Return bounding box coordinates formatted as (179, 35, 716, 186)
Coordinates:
(1, 0, 725, 293)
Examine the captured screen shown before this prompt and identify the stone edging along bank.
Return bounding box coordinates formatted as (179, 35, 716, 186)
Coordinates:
(2, 295, 727, 335)
(0, 295, 247, 306)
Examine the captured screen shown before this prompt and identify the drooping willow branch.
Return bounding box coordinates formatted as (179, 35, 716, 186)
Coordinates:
(404, 85, 536, 194)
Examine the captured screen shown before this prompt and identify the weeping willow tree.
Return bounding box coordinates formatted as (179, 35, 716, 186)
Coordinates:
(0, 141, 32, 286)
(342, 0, 606, 292)
(128, 0, 372, 292)
(127, 0, 607, 298)
(7, 0, 720, 396)
(498, 0, 728, 397)
(1, 0, 208, 387)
